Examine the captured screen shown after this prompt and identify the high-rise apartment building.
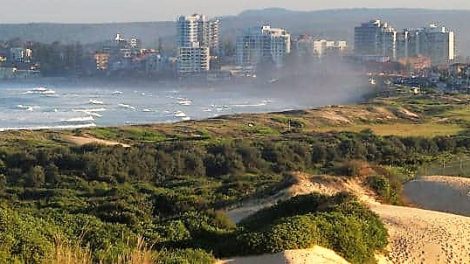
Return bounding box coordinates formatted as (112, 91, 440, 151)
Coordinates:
(354, 20, 397, 60)
(236, 25, 291, 71)
(176, 14, 220, 75)
(398, 25, 455, 65)
(355, 20, 456, 65)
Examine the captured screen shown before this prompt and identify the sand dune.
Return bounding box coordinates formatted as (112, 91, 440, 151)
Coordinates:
(225, 173, 470, 264)
(372, 204, 470, 264)
(404, 176, 470, 216)
(219, 246, 349, 264)
(63, 135, 131, 148)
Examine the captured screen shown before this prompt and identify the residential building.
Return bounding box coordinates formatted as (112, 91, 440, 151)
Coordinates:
(129, 38, 142, 50)
(10, 48, 33, 63)
(313, 40, 347, 57)
(354, 20, 397, 59)
(177, 44, 210, 75)
(398, 25, 455, 65)
(296, 35, 348, 58)
(94, 52, 111, 71)
(236, 25, 291, 72)
(355, 20, 456, 65)
(176, 14, 220, 75)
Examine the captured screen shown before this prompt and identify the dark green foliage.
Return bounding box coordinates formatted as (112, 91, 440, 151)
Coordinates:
(231, 194, 387, 264)
(2, 128, 469, 263)
(366, 167, 404, 205)
(155, 249, 215, 264)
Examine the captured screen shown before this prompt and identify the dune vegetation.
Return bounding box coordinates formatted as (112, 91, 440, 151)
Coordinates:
(1, 92, 470, 263)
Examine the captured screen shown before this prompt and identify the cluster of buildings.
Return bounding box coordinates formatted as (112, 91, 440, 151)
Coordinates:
(354, 20, 456, 66)
(0, 47, 40, 79)
(295, 35, 347, 59)
(90, 17, 461, 81)
(0, 14, 464, 82)
(93, 33, 167, 76)
(90, 17, 462, 80)
(175, 14, 347, 77)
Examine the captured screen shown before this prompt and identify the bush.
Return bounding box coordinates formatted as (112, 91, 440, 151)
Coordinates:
(156, 249, 215, 264)
(0, 207, 58, 263)
(332, 160, 368, 177)
(229, 194, 387, 264)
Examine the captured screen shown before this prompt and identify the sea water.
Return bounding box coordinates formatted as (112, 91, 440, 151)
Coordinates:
(0, 81, 302, 131)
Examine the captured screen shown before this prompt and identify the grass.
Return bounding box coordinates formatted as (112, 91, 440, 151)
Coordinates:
(439, 107, 470, 122)
(84, 127, 167, 143)
(315, 122, 465, 137)
(241, 125, 281, 136)
(4, 93, 470, 146)
(52, 236, 93, 264)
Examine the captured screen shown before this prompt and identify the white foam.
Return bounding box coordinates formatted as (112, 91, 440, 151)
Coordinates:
(178, 99, 193, 106)
(0, 123, 96, 131)
(89, 99, 105, 105)
(73, 108, 106, 113)
(232, 102, 267, 107)
(73, 108, 106, 118)
(24, 87, 56, 95)
(118, 104, 136, 110)
(17, 105, 34, 111)
(63, 116, 95, 123)
(174, 111, 186, 117)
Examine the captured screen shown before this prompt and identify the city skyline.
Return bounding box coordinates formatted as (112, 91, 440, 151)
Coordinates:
(0, 0, 469, 23)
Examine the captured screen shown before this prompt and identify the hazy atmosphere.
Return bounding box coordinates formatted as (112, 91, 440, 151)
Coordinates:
(1, 0, 470, 263)
(0, 0, 468, 22)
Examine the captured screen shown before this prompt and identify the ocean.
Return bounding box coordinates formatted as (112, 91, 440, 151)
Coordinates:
(0, 81, 305, 131)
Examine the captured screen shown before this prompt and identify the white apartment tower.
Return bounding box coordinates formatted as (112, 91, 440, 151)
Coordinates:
(176, 14, 220, 75)
(236, 25, 291, 71)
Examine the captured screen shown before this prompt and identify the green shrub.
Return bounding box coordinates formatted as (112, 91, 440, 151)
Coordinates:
(0, 207, 57, 263)
(156, 249, 215, 264)
(231, 194, 387, 264)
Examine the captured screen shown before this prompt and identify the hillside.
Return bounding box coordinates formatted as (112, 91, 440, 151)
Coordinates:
(2, 92, 470, 263)
(224, 172, 470, 264)
(0, 8, 469, 55)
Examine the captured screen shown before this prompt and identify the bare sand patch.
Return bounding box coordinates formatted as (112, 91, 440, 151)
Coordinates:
(63, 135, 131, 148)
(218, 246, 349, 264)
(404, 176, 470, 216)
(371, 204, 470, 264)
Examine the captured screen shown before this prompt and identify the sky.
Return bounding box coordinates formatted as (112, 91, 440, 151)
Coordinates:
(0, 0, 469, 23)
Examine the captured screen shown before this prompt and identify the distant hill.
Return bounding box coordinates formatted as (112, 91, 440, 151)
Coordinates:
(0, 8, 469, 55)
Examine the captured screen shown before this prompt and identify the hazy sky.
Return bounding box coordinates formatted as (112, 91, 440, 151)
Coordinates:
(0, 0, 469, 23)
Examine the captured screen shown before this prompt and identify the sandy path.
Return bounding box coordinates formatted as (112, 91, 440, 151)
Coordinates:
(403, 176, 470, 216)
(63, 135, 131, 148)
